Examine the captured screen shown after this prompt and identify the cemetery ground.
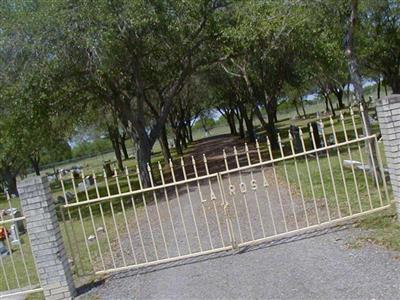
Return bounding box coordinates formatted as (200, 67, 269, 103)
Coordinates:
(1, 101, 400, 299)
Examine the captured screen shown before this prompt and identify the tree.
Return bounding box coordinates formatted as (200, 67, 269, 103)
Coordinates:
(220, 0, 314, 148)
(0, 1, 84, 190)
(43, 0, 227, 186)
(360, 0, 400, 93)
(344, 0, 380, 176)
(168, 78, 206, 155)
(206, 68, 242, 137)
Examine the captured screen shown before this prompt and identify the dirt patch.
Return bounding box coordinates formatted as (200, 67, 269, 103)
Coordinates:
(165, 134, 266, 182)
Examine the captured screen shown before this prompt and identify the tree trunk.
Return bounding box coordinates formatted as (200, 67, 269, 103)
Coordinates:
(244, 115, 256, 142)
(120, 134, 129, 160)
(328, 95, 336, 117)
(184, 125, 190, 146)
(345, 0, 379, 180)
(108, 125, 124, 171)
(30, 155, 40, 176)
(324, 95, 330, 112)
(254, 105, 269, 129)
(294, 99, 301, 117)
(334, 88, 345, 109)
(244, 115, 255, 141)
(237, 115, 245, 139)
(377, 77, 381, 99)
(229, 112, 237, 135)
(300, 99, 307, 118)
(173, 122, 184, 156)
(181, 129, 188, 148)
(135, 132, 152, 187)
(266, 97, 279, 149)
(114, 140, 124, 171)
(2, 168, 18, 196)
(266, 111, 279, 150)
(347, 82, 351, 105)
(227, 118, 236, 136)
(227, 111, 238, 136)
(187, 122, 194, 142)
(238, 103, 255, 142)
(388, 76, 400, 94)
(254, 101, 279, 148)
(159, 125, 171, 162)
(337, 94, 344, 109)
(175, 135, 183, 155)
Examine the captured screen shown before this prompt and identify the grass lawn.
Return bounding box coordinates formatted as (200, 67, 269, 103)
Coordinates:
(0, 233, 40, 293)
(354, 209, 400, 251)
(61, 203, 131, 275)
(276, 142, 391, 217)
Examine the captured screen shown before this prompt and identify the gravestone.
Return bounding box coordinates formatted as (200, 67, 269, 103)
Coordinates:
(78, 175, 95, 192)
(57, 195, 66, 204)
(72, 168, 81, 179)
(13, 210, 25, 234)
(57, 191, 74, 205)
(78, 182, 85, 192)
(289, 125, 304, 153)
(309, 122, 323, 149)
(327, 134, 335, 145)
(86, 175, 94, 186)
(0, 240, 9, 257)
(103, 161, 114, 178)
(9, 224, 20, 246)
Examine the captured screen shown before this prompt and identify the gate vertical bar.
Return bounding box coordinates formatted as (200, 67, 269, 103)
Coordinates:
(216, 172, 237, 250)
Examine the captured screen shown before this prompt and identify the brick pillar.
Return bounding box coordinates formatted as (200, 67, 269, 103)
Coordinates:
(376, 94, 400, 219)
(17, 176, 76, 300)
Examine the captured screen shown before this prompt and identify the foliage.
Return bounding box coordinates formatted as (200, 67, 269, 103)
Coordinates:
(0, 0, 398, 187)
(71, 139, 112, 158)
(359, 0, 400, 93)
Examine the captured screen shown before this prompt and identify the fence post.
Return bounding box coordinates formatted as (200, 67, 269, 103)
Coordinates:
(376, 94, 400, 219)
(17, 176, 76, 300)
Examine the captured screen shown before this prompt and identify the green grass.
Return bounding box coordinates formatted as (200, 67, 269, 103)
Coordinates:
(353, 209, 400, 251)
(60, 201, 134, 276)
(277, 144, 390, 218)
(0, 234, 40, 293)
(26, 292, 45, 300)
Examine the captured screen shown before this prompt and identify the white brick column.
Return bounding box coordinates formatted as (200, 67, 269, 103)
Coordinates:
(17, 176, 76, 300)
(376, 94, 400, 219)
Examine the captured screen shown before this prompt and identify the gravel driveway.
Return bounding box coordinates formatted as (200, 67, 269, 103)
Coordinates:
(77, 225, 400, 299)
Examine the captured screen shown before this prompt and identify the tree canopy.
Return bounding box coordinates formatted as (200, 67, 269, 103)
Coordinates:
(0, 0, 398, 189)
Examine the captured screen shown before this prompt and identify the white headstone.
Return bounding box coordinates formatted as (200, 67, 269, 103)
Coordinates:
(78, 182, 85, 192)
(10, 224, 20, 246)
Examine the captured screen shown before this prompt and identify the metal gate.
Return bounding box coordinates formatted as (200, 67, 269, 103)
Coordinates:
(60, 106, 391, 277)
(0, 193, 43, 299)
